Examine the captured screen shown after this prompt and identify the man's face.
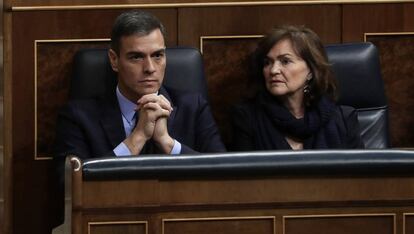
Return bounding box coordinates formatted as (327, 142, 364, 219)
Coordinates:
(109, 29, 166, 102)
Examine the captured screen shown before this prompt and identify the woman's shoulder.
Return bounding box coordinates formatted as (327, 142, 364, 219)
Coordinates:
(232, 98, 258, 117)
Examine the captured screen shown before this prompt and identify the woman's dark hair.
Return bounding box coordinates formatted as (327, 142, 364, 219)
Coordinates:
(110, 10, 166, 55)
(251, 25, 337, 106)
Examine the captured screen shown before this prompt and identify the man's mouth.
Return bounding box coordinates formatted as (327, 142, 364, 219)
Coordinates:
(139, 79, 158, 84)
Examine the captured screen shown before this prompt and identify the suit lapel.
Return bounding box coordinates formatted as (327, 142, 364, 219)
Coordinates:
(100, 92, 126, 148)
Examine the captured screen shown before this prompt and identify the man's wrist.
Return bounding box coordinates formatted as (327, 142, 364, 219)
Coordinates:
(124, 131, 147, 155)
(155, 135, 175, 154)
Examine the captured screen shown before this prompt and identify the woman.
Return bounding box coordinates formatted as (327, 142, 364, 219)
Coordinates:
(231, 25, 364, 150)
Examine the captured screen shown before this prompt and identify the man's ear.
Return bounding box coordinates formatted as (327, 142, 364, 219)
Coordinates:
(108, 49, 119, 72)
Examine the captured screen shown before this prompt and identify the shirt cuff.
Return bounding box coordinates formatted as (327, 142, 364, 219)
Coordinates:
(170, 140, 181, 155)
(114, 142, 132, 156)
(114, 140, 181, 156)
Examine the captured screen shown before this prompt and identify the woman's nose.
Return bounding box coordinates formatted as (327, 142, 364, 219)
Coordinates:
(270, 62, 281, 75)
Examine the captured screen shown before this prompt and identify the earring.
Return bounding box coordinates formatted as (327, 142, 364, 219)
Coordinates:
(304, 74, 312, 93)
(304, 85, 310, 94)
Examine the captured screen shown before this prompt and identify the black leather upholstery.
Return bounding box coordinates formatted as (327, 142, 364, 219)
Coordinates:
(70, 47, 208, 100)
(325, 42, 389, 148)
(82, 150, 414, 180)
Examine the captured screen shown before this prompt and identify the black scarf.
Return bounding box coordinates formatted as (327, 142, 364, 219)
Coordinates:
(254, 92, 344, 149)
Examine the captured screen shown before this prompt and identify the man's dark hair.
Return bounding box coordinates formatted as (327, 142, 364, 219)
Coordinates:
(110, 10, 166, 54)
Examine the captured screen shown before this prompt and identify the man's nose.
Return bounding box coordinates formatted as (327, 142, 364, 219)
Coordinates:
(143, 57, 156, 74)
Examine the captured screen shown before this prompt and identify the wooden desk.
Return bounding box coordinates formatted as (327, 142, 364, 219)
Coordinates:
(56, 151, 414, 234)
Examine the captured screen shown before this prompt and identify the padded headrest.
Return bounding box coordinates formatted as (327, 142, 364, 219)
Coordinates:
(70, 47, 208, 100)
(82, 150, 414, 180)
(325, 42, 387, 109)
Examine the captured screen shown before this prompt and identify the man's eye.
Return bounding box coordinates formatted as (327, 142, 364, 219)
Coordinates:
(129, 54, 144, 60)
(153, 52, 165, 60)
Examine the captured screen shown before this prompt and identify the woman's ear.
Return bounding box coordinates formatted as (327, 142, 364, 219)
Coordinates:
(306, 73, 313, 81)
(108, 49, 119, 72)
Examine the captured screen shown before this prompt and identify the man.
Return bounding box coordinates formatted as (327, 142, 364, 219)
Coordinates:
(54, 10, 226, 160)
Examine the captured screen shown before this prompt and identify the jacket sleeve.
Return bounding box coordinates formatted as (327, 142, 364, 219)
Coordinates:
(230, 104, 256, 151)
(54, 103, 92, 161)
(194, 95, 227, 153)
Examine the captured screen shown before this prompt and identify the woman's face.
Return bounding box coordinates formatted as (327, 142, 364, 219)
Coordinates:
(263, 39, 311, 102)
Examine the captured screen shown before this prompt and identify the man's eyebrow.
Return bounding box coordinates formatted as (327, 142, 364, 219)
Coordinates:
(152, 48, 166, 54)
(126, 51, 145, 56)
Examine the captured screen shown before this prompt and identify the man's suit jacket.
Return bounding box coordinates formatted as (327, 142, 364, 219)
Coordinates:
(54, 86, 226, 161)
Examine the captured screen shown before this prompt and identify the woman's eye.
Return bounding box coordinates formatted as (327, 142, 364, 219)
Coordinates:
(281, 58, 291, 65)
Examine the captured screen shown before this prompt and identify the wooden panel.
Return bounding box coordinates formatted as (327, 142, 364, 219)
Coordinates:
(178, 5, 341, 48)
(202, 37, 260, 145)
(0, 199, 3, 234)
(0, 142, 3, 234)
(10, 0, 414, 8)
(0, 0, 5, 232)
(79, 177, 414, 208)
(158, 177, 414, 205)
(3, 7, 13, 234)
(36, 40, 109, 159)
(89, 221, 147, 234)
(70, 166, 414, 234)
(83, 180, 160, 208)
(11, 9, 177, 234)
(284, 214, 395, 234)
(366, 34, 414, 148)
(163, 217, 275, 234)
(0, 101, 3, 147)
(343, 4, 414, 42)
(179, 5, 341, 147)
(405, 214, 414, 234)
(342, 4, 414, 148)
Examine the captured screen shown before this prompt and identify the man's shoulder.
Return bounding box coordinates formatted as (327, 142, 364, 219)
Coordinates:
(65, 98, 102, 110)
(61, 97, 110, 118)
(162, 86, 205, 105)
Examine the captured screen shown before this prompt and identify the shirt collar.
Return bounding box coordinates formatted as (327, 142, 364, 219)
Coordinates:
(116, 86, 137, 123)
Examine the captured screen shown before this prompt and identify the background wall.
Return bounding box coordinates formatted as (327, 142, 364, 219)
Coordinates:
(2, 1, 414, 233)
(0, 0, 7, 233)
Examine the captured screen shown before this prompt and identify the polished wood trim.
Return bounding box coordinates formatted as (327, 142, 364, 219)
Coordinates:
(364, 32, 414, 41)
(11, 0, 414, 11)
(162, 216, 276, 234)
(88, 221, 148, 234)
(402, 213, 414, 234)
(33, 38, 110, 161)
(199, 35, 263, 53)
(3, 8, 13, 234)
(282, 213, 396, 234)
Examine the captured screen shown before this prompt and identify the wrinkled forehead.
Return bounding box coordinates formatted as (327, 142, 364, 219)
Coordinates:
(119, 29, 166, 54)
(267, 38, 301, 58)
